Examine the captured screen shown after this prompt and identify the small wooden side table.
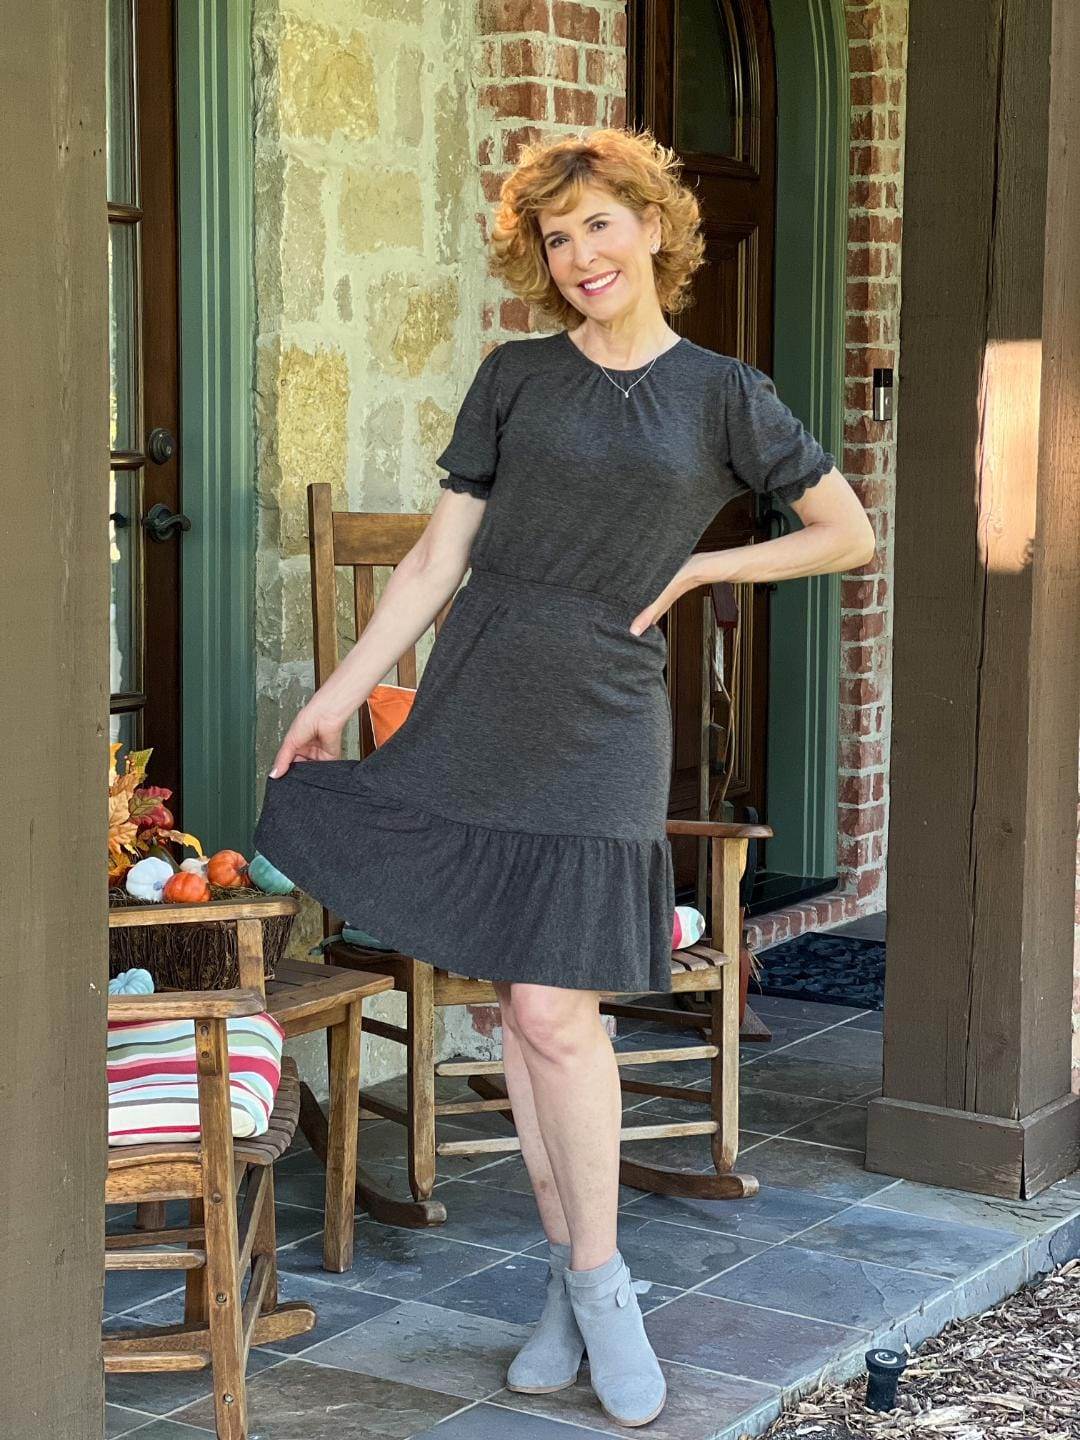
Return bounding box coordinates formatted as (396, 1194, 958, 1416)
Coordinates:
(265, 956, 393, 1272)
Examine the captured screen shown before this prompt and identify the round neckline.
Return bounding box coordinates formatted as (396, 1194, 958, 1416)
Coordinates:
(561, 328, 686, 377)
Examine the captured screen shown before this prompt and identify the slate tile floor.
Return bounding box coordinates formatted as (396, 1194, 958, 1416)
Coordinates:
(104, 990, 1080, 1440)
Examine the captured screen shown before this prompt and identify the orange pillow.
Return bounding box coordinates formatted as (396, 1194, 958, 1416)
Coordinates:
(366, 683, 417, 747)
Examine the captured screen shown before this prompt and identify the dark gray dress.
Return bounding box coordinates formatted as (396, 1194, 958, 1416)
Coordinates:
(253, 330, 835, 991)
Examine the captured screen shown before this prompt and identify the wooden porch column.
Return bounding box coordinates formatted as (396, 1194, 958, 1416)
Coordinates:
(0, 2, 110, 1433)
(866, 0, 1080, 1199)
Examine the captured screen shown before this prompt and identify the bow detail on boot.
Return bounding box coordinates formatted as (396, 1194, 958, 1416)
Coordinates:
(615, 1277, 652, 1307)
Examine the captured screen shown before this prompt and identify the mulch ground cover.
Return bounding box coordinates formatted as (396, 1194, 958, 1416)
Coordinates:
(749, 1257, 1080, 1440)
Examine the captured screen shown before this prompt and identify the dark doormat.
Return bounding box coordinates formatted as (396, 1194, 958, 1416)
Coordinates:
(753, 932, 885, 1010)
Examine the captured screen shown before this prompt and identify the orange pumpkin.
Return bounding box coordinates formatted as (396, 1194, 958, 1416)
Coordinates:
(162, 871, 212, 904)
(206, 849, 251, 888)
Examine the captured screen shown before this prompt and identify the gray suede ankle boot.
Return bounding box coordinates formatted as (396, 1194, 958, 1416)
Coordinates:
(565, 1250, 667, 1427)
(505, 1241, 585, 1394)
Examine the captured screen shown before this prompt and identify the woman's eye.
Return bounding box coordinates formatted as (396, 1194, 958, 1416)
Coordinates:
(550, 221, 607, 249)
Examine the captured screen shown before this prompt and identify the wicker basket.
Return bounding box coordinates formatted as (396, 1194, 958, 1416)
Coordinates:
(107, 886, 296, 990)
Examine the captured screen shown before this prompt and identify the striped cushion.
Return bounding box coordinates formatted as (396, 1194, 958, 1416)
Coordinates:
(107, 1013, 285, 1147)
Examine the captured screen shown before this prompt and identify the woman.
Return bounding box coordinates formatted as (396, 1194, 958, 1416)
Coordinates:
(255, 128, 875, 1428)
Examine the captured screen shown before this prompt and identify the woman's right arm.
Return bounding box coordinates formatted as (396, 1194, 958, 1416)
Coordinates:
(268, 488, 489, 776)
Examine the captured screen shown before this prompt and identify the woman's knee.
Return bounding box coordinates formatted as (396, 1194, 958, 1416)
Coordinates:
(506, 984, 597, 1061)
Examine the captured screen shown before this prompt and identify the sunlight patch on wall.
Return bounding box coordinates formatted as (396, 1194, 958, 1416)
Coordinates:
(976, 339, 1042, 575)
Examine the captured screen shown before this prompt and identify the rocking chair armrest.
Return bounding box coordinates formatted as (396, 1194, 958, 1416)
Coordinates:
(665, 820, 773, 841)
(107, 987, 266, 1023)
(107, 896, 300, 929)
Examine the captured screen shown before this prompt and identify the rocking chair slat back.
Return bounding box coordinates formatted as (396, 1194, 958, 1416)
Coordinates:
(301, 480, 772, 1225)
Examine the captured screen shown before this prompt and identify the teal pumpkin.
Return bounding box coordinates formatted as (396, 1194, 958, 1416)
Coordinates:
(247, 852, 296, 894)
(308, 927, 398, 955)
(342, 925, 397, 951)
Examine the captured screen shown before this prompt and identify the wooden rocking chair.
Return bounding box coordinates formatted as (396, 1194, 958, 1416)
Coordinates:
(104, 900, 316, 1439)
(304, 480, 770, 1226)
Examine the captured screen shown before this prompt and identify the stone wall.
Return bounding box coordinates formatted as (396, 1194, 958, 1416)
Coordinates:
(251, 0, 504, 1083)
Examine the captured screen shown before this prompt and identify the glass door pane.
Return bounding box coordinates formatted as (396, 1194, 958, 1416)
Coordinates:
(109, 710, 139, 752)
(109, 469, 141, 695)
(106, 0, 137, 207)
(108, 223, 140, 453)
(106, 0, 144, 759)
(675, 0, 750, 161)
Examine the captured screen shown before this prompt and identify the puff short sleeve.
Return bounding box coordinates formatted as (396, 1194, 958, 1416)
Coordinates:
(436, 345, 504, 499)
(722, 360, 836, 507)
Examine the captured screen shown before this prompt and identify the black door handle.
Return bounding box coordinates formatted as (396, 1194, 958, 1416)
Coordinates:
(142, 503, 192, 543)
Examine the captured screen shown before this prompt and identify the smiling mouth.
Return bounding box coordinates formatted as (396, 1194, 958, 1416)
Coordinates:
(579, 270, 620, 295)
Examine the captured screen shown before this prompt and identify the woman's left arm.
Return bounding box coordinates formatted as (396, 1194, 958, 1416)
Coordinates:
(632, 467, 876, 633)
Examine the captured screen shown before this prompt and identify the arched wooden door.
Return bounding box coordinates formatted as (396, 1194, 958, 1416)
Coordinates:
(630, 0, 779, 898)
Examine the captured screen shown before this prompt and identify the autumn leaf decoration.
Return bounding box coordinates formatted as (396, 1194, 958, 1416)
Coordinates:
(108, 743, 204, 886)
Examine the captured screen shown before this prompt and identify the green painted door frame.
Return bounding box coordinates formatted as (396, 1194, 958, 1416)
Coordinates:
(175, 0, 257, 856)
(766, 0, 849, 879)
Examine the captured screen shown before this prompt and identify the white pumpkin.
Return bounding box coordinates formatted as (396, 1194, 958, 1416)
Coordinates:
(124, 856, 175, 902)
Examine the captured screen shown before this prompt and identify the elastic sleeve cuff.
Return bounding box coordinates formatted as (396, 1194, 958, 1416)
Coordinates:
(769, 452, 837, 507)
(439, 473, 494, 498)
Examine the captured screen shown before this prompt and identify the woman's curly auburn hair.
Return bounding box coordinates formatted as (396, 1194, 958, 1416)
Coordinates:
(489, 127, 706, 332)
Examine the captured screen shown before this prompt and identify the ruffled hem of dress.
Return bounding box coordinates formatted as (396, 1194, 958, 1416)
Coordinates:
(253, 767, 675, 993)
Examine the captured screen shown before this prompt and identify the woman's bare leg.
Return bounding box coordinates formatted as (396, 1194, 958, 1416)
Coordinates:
(496, 983, 666, 1422)
(498, 982, 621, 1271)
(494, 982, 570, 1245)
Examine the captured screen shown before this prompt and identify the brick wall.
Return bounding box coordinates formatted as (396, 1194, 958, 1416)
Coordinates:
(833, 0, 907, 922)
(474, 0, 628, 343)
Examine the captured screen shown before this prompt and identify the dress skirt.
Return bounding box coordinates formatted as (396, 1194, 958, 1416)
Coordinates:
(253, 564, 676, 993)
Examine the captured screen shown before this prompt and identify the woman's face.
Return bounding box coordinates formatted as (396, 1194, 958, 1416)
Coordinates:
(538, 184, 660, 320)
